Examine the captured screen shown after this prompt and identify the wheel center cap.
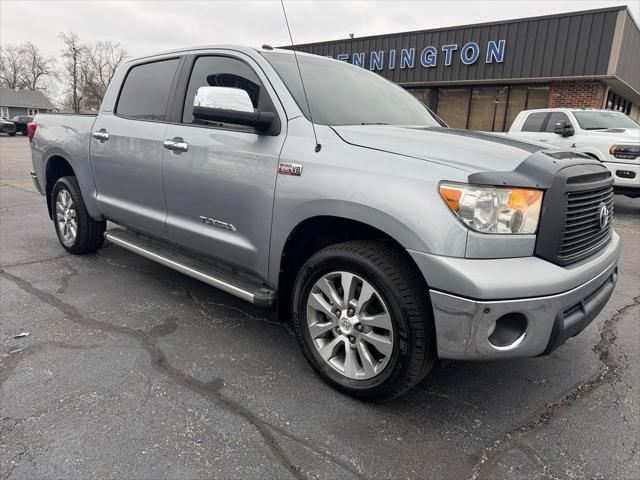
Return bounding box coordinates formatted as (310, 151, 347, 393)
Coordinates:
(339, 318, 352, 334)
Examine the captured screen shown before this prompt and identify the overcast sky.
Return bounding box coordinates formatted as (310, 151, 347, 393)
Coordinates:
(2, 0, 638, 59)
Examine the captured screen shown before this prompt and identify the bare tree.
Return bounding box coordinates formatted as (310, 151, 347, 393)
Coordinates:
(0, 45, 24, 89)
(19, 42, 56, 91)
(83, 41, 127, 110)
(59, 32, 88, 113)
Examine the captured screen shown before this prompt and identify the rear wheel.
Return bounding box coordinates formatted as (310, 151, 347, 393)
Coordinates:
(52, 176, 105, 254)
(291, 240, 436, 401)
(8, 132, 16, 137)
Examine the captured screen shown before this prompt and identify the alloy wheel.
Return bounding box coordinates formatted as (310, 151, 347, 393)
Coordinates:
(306, 271, 394, 380)
(56, 189, 78, 246)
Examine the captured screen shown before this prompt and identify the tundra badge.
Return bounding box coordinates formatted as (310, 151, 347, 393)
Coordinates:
(200, 216, 237, 232)
(278, 162, 303, 176)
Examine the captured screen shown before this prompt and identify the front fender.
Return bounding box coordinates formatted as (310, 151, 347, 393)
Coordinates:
(575, 145, 605, 161)
(267, 124, 470, 286)
(267, 200, 438, 286)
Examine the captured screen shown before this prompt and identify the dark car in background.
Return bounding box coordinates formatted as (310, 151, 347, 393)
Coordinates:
(0, 118, 16, 136)
(9, 115, 33, 135)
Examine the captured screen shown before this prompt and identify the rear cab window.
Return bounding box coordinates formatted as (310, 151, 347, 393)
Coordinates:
(116, 58, 180, 121)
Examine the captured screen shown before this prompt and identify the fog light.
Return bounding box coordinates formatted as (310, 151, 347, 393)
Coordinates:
(488, 313, 527, 349)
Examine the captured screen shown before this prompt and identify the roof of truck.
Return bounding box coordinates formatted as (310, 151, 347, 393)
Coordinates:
(521, 108, 622, 113)
(125, 45, 301, 64)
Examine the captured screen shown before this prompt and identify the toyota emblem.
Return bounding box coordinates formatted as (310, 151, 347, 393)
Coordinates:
(598, 204, 609, 229)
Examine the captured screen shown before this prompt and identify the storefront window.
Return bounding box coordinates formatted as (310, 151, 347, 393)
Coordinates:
(436, 88, 470, 128)
(526, 86, 550, 110)
(605, 90, 632, 115)
(493, 87, 508, 132)
(407, 84, 550, 131)
(469, 87, 504, 132)
(505, 86, 527, 130)
(468, 87, 496, 131)
(409, 88, 432, 109)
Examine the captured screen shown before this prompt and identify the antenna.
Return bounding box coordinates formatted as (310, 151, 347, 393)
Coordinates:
(280, 0, 321, 153)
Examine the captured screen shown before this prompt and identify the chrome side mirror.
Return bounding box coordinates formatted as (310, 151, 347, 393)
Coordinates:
(193, 86, 254, 113)
(192, 86, 274, 132)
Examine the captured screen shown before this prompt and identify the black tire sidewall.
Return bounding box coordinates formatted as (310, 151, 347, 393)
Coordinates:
(292, 248, 415, 398)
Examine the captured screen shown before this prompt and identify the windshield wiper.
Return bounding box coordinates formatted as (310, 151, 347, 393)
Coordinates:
(361, 122, 389, 125)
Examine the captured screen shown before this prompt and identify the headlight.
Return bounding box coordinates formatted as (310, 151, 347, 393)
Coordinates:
(609, 145, 640, 160)
(439, 183, 543, 234)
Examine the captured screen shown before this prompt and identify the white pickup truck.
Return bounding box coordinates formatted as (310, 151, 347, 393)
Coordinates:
(506, 108, 639, 198)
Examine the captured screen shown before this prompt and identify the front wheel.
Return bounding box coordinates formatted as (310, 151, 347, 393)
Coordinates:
(52, 176, 105, 254)
(291, 241, 436, 401)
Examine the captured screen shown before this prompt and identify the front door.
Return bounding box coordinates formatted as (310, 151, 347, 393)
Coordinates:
(161, 53, 286, 279)
(90, 57, 181, 239)
(537, 111, 576, 148)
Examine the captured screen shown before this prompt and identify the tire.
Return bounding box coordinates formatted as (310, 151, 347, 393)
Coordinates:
(51, 176, 105, 254)
(8, 132, 16, 137)
(291, 240, 436, 401)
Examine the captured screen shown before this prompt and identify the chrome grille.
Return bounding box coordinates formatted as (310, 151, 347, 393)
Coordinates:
(558, 185, 614, 262)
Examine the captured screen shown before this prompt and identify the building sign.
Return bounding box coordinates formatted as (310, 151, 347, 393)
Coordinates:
(329, 40, 506, 71)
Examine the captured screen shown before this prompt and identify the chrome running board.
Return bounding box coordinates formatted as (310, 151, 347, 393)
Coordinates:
(105, 229, 276, 307)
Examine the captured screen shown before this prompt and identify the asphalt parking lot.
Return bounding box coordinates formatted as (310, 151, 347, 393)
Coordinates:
(0, 134, 638, 479)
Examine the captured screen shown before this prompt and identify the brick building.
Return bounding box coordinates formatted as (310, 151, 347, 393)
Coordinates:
(290, 6, 640, 131)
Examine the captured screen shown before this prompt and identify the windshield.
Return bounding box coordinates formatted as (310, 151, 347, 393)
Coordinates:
(261, 51, 441, 127)
(573, 111, 640, 130)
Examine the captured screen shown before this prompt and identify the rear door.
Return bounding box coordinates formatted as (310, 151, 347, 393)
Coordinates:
(90, 57, 181, 238)
(161, 51, 286, 279)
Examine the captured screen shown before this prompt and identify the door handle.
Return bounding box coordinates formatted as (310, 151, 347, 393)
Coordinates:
(163, 137, 189, 152)
(92, 129, 110, 141)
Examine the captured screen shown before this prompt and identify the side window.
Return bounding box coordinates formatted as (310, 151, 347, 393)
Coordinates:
(521, 112, 549, 132)
(116, 58, 180, 121)
(545, 112, 572, 132)
(182, 56, 269, 125)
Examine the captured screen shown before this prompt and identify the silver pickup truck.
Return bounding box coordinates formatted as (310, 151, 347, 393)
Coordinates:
(29, 46, 620, 400)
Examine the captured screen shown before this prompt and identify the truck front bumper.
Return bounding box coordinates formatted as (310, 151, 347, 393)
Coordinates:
(603, 161, 640, 196)
(409, 232, 620, 360)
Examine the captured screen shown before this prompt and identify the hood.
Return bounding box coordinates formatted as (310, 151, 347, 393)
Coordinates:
(331, 125, 551, 174)
(580, 128, 640, 143)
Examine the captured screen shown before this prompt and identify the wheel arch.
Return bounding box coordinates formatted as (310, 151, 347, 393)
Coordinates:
(45, 155, 75, 218)
(575, 146, 603, 161)
(584, 152, 601, 161)
(273, 214, 427, 321)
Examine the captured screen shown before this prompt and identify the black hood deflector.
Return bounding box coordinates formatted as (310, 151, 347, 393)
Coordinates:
(468, 150, 601, 189)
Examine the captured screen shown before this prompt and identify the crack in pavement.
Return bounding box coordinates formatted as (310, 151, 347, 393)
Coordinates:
(0, 202, 44, 213)
(469, 295, 640, 480)
(0, 254, 70, 269)
(0, 268, 366, 480)
(0, 182, 41, 197)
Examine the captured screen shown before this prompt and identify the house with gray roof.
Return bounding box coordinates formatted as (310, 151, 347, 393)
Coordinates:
(0, 88, 55, 119)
